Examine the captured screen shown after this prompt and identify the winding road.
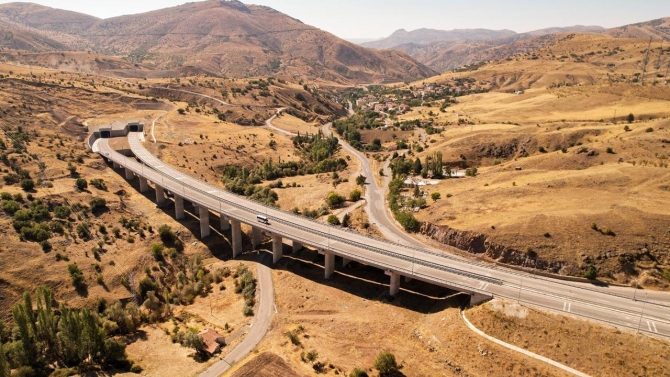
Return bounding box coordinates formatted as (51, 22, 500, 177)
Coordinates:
(199, 254, 274, 377)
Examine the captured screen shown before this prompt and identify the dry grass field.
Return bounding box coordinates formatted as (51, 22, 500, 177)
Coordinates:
(467, 299, 670, 377)
(225, 247, 668, 377)
(390, 35, 670, 285)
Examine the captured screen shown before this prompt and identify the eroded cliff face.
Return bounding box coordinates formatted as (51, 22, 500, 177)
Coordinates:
(418, 222, 566, 273)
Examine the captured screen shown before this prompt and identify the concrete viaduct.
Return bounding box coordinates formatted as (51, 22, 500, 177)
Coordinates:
(86, 129, 670, 337)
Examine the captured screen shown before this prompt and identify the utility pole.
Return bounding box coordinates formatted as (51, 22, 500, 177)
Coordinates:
(641, 37, 652, 85)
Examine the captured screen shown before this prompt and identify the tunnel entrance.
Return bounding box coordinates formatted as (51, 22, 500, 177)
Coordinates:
(129, 124, 139, 132)
(101, 131, 111, 138)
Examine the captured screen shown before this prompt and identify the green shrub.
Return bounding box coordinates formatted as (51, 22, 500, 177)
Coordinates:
(75, 178, 88, 190)
(20, 179, 35, 191)
(326, 192, 346, 208)
(349, 189, 362, 202)
(646, 127, 654, 133)
(90, 178, 107, 190)
(90, 197, 107, 211)
(395, 211, 418, 231)
(158, 224, 175, 243)
(374, 351, 401, 375)
(327, 215, 341, 225)
(430, 192, 441, 201)
(349, 368, 369, 377)
(2, 200, 21, 215)
(54, 205, 71, 219)
(584, 265, 598, 280)
(151, 243, 164, 262)
(68, 263, 86, 289)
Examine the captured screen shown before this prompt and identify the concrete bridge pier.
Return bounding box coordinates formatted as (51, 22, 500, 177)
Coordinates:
(252, 226, 262, 248)
(231, 220, 242, 258)
(113, 162, 121, 169)
(199, 205, 210, 238)
(220, 214, 230, 231)
(124, 168, 134, 180)
(155, 185, 166, 206)
(292, 241, 303, 253)
(139, 177, 149, 193)
(174, 194, 185, 220)
(342, 258, 351, 267)
(193, 204, 199, 215)
(272, 234, 283, 264)
(386, 271, 401, 296)
(321, 251, 335, 279)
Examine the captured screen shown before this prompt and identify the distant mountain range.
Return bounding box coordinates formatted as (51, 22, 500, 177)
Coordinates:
(360, 19, 670, 72)
(0, 1, 436, 83)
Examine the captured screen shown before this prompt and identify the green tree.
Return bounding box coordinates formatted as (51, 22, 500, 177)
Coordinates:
(431, 192, 441, 201)
(68, 263, 86, 289)
(89, 197, 107, 212)
(327, 215, 341, 225)
(20, 179, 35, 191)
(12, 292, 38, 366)
(54, 205, 71, 219)
(341, 213, 351, 228)
(584, 265, 598, 280)
(181, 331, 206, 355)
(356, 174, 367, 186)
(326, 192, 345, 208)
(67, 163, 77, 177)
(0, 343, 9, 377)
(627, 113, 635, 123)
(413, 157, 422, 174)
(374, 350, 401, 376)
(395, 212, 418, 231)
(349, 189, 362, 201)
(75, 178, 88, 190)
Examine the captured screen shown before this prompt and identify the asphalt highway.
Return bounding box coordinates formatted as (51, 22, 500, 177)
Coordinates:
(91, 134, 670, 338)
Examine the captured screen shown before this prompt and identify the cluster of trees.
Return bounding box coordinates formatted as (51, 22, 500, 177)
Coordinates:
(233, 265, 256, 316)
(333, 111, 382, 150)
(292, 132, 348, 173)
(1, 192, 108, 251)
(388, 178, 419, 231)
(0, 287, 132, 376)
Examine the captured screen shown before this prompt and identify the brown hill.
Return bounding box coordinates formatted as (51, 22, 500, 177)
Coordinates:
(0, 1, 436, 83)
(0, 25, 68, 51)
(601, 17, 670, 40)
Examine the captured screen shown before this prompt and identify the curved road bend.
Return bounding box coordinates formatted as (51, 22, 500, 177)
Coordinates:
(199, 255, 274, 377)
(99, 133, 670, 338)
(331, 102, 670, 306)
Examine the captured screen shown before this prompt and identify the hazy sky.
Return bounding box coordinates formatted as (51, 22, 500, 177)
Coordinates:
(2, 0, 670, 39)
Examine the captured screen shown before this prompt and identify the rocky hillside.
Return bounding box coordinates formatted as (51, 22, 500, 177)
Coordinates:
(0, 1, 435, 83)
(601, 17, 670, 40)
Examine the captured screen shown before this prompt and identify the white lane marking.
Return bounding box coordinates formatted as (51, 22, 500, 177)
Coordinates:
(208, 191, 217, 194)
(563, 302, 571, 312)
(482, 283, 489, 291)
(647, 321, 658, 333)
(568, 303, 572, 313)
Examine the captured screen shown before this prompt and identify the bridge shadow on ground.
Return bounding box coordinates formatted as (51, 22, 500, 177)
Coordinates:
(106, 163, 465, 313)
(263, 243, 462, 315)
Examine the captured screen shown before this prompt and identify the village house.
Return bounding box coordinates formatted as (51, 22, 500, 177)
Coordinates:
(199, 329, 226, 356)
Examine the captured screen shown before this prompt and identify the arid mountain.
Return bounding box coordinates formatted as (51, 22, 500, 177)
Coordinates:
(601, 17, 670, 40)
(0, 25, 68, 51)
(0, 1, 436, 83)
(364, 25, 604, 72)
(361, 28, 516, 49)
